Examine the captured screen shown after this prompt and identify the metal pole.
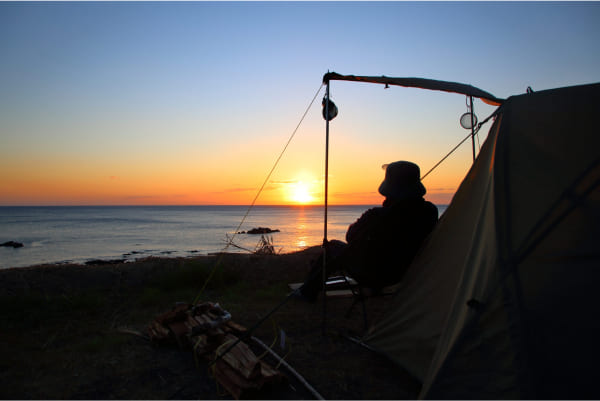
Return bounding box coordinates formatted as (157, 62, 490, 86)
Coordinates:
(322, 82, 330, 336)
(324, 84, 330, 245)
(470, 96, 476, 162)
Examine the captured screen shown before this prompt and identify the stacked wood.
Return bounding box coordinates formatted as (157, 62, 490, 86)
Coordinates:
(147, 302, 232, 347)
(147, 302, 284, 399)
(213, 333, 284, 399)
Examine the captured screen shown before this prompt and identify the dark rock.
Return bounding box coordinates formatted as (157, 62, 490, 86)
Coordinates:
(242, 227, 280, 235)
(1, 241, 24, 248)
(85, 259, 125, 266)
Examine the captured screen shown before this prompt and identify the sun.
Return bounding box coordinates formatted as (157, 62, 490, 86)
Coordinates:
(289, 181, 315, 204)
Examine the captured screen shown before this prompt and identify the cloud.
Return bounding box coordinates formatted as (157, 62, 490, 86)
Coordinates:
(428, 187, 457, 193)
(216, 186, 277, 194)
(220, 187, 256, 193)
(330, 191, 376, 198)
(125, 194, 188, 200)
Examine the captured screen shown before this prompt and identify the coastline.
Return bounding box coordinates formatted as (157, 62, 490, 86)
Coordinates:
(0, 204, 382, 269)
(0, 248, 420, 399)
(0, 204, 447, 270)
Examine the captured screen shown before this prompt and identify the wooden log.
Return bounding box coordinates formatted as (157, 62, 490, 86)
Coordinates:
(189, 315, 209, 336)
(155, 303, 190, 324)
(214, 359, 260, 400)
(207, 327, 225, 342)
(225, 320, 247, 334)
(213, 350, 284, 399)
(191, 334, 210, 357)
(256, 361, 285, 389)
(259, 361, 282, 382)
(147, 327, 161, 342)
(191, 301, 213, 316)
(197, 313, 218, 328)
(168, 321, 190, 347)
(217, 334, 261, 380)
(185, 315, 200, 332)
(148, 320, 170, 341)
(194, 314, 209, 325)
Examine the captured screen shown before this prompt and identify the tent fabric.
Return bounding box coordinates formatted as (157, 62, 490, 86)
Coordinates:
(323, 72, 504, 106)
(363, 82, 600, 399)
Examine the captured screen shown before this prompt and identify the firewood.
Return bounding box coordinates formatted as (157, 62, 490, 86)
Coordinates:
(217, 334, 261, 380)
(259, 361, 283, 382)
(225, 320, 247, 334)
(168, 321, 190, 347)
(151, 320, 170, 337)
(191, 334, 210, 356)
(214, 359, 260, 400)
(156, 303, 190, 324)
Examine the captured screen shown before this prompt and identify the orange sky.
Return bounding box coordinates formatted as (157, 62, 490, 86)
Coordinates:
(0, 127, 473, 206)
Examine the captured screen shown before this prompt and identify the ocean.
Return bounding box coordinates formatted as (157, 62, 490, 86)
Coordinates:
(0, 205, 447, 269)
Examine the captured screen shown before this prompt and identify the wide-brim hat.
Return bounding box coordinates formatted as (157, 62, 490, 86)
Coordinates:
(378, 161, 426, 200)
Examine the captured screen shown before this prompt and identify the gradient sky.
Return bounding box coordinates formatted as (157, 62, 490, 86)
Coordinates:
(1, 1, 599, 206)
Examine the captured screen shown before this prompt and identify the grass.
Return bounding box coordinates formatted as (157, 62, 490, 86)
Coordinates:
(148, 259, 239, 291)
(73, 332, 131, 353)
(130, 258, 248, 312)
(0, 249, 422, 399)
(0, 291, 107, 331)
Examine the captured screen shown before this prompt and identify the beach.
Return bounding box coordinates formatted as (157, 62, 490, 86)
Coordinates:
(0, 248, 420, 399)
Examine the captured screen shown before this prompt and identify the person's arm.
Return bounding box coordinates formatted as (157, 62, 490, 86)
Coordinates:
(345, 207, 385, 243)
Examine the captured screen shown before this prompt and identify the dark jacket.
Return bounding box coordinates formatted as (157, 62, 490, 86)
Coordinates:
(341, 197, 438, 289)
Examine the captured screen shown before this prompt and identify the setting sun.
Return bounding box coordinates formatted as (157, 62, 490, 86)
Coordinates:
(288, 181, 316, 204)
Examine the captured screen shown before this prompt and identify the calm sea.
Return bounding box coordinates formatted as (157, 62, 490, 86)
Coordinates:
(0, 205, 447, 269)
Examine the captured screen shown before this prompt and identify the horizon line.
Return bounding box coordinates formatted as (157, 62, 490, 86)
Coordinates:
(0, 202, 450, 207)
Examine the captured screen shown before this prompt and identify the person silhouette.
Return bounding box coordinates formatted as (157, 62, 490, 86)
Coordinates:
(299, 161, 439, 302)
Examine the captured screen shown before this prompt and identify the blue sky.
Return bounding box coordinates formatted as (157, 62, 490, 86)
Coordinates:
(1, 2, 599, 205)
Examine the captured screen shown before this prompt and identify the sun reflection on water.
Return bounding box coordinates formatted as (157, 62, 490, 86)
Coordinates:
(294, 207, 311, 249)
(295, 238, 308, 248)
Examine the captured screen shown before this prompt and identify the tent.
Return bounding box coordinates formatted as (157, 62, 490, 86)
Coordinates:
(362, 82, 600, 399)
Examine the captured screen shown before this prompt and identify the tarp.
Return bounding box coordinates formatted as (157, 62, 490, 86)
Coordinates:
(323, 72, 504, 106)
(363, 82, 600, 399)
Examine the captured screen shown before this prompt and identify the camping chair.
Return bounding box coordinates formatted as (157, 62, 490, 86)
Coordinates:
(324, 275, 367, 327)
(325, 275, 397, 331)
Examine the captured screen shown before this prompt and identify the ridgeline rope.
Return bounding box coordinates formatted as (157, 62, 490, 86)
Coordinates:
(421, 108, 499, 181)
(192, 82, 324, 305)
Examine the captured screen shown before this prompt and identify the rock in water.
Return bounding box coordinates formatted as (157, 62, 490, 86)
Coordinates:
(1, 241, 24, 248)
(245, 227, 280, 235)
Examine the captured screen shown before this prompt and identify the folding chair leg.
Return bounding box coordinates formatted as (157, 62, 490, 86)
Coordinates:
(343, 280, 368, 330)
(358, 287, 368, 330)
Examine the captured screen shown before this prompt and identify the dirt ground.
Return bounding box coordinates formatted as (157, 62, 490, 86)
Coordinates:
(0, 247, 421, 399)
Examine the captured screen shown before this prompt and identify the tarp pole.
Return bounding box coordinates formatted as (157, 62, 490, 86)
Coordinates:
(470, 96, 476, 162)
(322, 81, 330, 336)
